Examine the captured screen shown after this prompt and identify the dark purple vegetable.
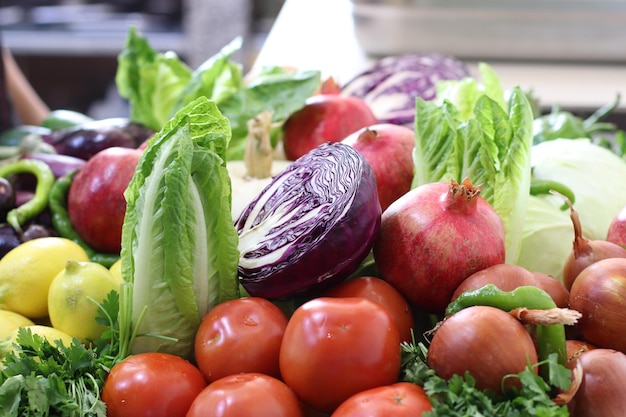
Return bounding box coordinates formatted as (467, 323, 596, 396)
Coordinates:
(41, 117, 154, 160)
(22, 153, 87, 179)
(341, 53, 469, 126)
(20, 223, 57, 242)
(235, 142, 381, 299)
(0, 223, 20, 258)
(0, 177, 15, 220)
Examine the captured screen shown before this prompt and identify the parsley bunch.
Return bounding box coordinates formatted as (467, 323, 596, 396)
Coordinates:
(400, 341, 572, 417)
(0, 291, 121, 417)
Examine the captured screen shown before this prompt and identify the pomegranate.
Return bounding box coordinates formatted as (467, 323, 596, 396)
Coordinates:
(373, 178, 506, 314)
(282, 94, 378, 161)
(341, 124, 415, 212)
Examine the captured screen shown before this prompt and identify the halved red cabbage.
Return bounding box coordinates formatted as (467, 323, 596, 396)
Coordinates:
(342, 53, 469, 126)
(235, 142, 381, 299)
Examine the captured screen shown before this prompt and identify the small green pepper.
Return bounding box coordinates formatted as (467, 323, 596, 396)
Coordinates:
(446, 283, 568, 381)
(529, 178, 576, 210)
(0, 159, 55, 233)
(48, 171, 120, 268)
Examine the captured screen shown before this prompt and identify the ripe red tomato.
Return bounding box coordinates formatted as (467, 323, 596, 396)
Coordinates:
(186, 373, 304, 417)
(102, 352, 206, 417)
(331, 382, 432, 417)
(280, 297, 401, 413)
(194, 297, 288, 383)
(322, 276, 415, 343)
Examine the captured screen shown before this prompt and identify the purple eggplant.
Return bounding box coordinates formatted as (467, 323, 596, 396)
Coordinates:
(22, 153, 87, 179)
(0, 223, 20, 258)
(0, 177, 15, 220)
(41, 117, 154, 160)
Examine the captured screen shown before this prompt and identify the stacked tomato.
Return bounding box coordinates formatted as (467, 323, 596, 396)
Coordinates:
(102, 277, 431, 417)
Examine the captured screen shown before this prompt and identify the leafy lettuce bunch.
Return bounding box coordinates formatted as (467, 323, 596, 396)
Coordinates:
(116, 26, 321, 160)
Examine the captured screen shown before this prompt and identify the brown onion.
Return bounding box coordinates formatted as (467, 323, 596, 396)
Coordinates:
(569, 258, 626, 353)
(569, 349, 626, 417)
(566, 339, 596, 365)
(531, 271, 570, 308)
(427, 305, 538, 393)
(560, 194, 626, 290)
(451, 264, 536, 300)
(451, 264, 569, 308)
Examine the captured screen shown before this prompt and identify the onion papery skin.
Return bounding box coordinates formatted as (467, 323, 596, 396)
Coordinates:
(235, 142, 381, 299)
(427, 305, 538, 394)
(569, 257, 626, 353)
(373, 179, 506, 314)
(451, 264, 570, 308)
(566, 339, 596, 364)
(569, 349, 626, 417)
(531, 271, 570, 308)
(452, 264, 537, 300)
(562, 240, 626, 291)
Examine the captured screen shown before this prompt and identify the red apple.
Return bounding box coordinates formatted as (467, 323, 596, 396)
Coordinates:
(341, 124, 415, 212)
(67, 147, 142, 253)
(282, 94, 378, 161)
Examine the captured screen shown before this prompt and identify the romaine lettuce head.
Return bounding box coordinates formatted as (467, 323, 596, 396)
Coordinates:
(413, 63, 534, 263)
(531, 138, 626, 240)
(118, 97, 239, 359)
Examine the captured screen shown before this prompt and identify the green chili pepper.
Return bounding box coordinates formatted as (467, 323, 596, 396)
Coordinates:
(48, 171, 120, 268)
(445, 283, 568, 381)
(0, 159, 55, 233)
(529, 178, 576, 211)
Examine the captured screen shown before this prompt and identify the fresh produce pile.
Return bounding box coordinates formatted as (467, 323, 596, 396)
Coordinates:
(2, 26, 626, 417)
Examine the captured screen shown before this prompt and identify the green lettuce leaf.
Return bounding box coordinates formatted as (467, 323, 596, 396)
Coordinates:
(115, 27, 321, 160)
(219, 66, 322, 160)
(119, 96, 239, 359)
(116, 26, 193, 131)
(413, 64, 534, 263)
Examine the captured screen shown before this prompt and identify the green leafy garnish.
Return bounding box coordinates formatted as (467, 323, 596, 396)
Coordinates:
(400, 341, 571, 417)
(0, 291, 120, 417)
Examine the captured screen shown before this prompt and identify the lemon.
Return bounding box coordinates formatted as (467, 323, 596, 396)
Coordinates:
(0, 237, 90, 319)
(0, 324, 74, 360)
(108, 258, 123, 284)
(48, 260, 120, 343)
(0, 309, 35, 339)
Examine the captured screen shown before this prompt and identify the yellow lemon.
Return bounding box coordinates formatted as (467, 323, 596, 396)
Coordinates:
(48, 260, 120, 343)
(108, 259, 123, 284)
(1, 324, 75, 360)
(0, 309, 35, 339)
(0, 237, 90, 319)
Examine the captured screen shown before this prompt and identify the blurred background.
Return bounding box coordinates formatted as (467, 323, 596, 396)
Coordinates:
(1, 0, 624, 126)
(0, 0, 286, 118)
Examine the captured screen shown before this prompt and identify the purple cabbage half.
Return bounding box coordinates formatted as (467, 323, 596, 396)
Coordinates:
(235, 142, 381, 299)
(341, 53, 470, 126)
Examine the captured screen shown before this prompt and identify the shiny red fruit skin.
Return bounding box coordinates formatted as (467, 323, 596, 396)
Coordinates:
(373, 180, 506, 314)
(607, 203, 626, 248)
(282, 94, 378, 161)
(67, 147, 141, 253)
(341, 124, 415, 212)
(102, 352, 207, 417)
